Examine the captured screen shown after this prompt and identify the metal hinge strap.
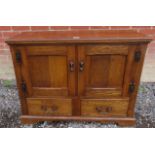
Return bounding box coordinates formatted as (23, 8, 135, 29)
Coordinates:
(134, 51, 141, 62)
(16, 51, 22, 64)
(21, 82, 27, 93)
(129, 81, 135, 93)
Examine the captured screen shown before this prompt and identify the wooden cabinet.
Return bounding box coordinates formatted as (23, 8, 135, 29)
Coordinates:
(6, 30, 152, 126)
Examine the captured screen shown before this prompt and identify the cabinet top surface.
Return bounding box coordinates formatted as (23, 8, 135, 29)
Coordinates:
(6, 30, 152, 44)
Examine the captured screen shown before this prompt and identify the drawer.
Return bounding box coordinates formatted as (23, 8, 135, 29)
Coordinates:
(81, 98, 129, 117)
(27, 98, 72, 116)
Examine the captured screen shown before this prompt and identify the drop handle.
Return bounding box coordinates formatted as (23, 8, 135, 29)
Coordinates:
(51, 105, 58, 112)
(79, 61, 85, 72)
(96, 106, 112, 114)
(69, 61, 75, 72)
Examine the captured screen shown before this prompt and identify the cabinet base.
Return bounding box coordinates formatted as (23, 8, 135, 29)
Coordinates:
(20, 115, 136, 127)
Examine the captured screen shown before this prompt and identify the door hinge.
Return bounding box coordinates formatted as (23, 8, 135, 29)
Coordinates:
(129, 81, 135, 93)
(16, 51, 22, 64)
(21, 82, 27, 93)
(134, 51, 141, 62)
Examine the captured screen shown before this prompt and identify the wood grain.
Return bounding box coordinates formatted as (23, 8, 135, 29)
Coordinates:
(86, 45, 128, 55)
(127, 44, 148, 116)
(6, 30, 152, 44)
(27, 98, 72, 116)
(81, 98, 129, 117)
(10, 46, 28, 114)
(21, 115, 136, 127)
(78, 45, 127, 98)
(6, 30, 151, 126)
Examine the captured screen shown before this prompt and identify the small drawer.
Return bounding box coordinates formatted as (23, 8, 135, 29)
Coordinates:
(27, 98, 72, 116)
(81, 98, 129, 117)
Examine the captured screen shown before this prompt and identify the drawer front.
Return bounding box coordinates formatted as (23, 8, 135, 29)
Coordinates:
(81, 99, 129, 117)
(27, 98, 72, 116)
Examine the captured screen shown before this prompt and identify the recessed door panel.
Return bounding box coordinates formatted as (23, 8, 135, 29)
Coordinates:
(29, 56, 67, 87)
(86, 55, 126, 88)
(78, 45, 128, 98)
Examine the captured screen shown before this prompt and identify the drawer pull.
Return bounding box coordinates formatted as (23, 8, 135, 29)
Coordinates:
(96, 106, 112, 114)
(79, 61, 85, 72)
(41, 105, 47, 111)
(51, 105, 58, 112)
(134, 51, 141, 62)
(69, 61, 75, 72)
(41, 105, 58, 112)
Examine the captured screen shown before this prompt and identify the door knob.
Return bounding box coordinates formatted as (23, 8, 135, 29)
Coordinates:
(69, 61, 75, 72)
(79, 61, 85, 72)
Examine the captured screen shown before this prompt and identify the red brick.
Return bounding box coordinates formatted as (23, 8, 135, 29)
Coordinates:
(145, 57, 155, 62)
(3, 44, 10, 50)
(0, 37, 4, 43)
(147, 51, 155, 55)
(132, 26, 151, 29)
(0, 50, 10, 55)
(147, 48, 155, 52)
(110, 26, 131, 29)
(0, 36, 9, 49)
(12, 26, 30, 31)
(0, 55, 8, 63)
(0, 43, 5, 49)
(2, 32, 21, 39)
(148, 45, 155, 50)
(50, 26, 70, 30)
(0, 37, 5, 48)
(90, 26, 110, 29)
(138, 29, 155, 37)
(0, 32, 3, 38)
(0, 26, 11, 31)
(70, 26, 89, 30)
(31, 26, 50, 31)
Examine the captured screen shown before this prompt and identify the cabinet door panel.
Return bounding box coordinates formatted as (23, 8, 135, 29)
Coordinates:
(86, 55, 126, 88)
(29, 56, 67, 87)
(78, 45, 128, 98)
(17, 45, 76, 97)
(28, 56, 51, 87)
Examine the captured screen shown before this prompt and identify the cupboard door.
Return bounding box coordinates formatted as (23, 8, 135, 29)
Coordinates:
(15, 45, 76, 97)
(78, 45, 129, 98)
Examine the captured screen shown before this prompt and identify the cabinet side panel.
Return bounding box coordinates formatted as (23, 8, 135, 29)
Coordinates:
(10, 46, 28, 114)
(127, 44, 148, 116)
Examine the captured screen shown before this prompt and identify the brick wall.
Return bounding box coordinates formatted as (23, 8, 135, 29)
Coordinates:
(0, 26, 155, 81)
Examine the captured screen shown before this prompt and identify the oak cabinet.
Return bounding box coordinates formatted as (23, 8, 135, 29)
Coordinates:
(6, 30, 152, 126)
